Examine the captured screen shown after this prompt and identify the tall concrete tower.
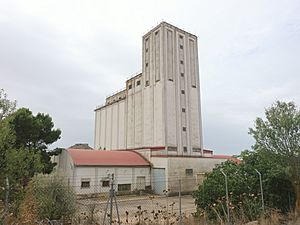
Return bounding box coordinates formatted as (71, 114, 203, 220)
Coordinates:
(94, 22, 203, 156)
(141, 22, 203, 155)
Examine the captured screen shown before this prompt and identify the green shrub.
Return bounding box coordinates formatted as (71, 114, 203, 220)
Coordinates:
(21, 173, 76, 221)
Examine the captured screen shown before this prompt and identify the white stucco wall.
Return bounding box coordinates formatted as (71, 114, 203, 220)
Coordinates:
(71, 166, 150, 194)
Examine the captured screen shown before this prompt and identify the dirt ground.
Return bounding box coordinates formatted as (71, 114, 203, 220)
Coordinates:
(76, 194, 196, 223)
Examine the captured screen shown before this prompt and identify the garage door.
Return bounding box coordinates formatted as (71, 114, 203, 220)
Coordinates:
(153, 168, 166, 195)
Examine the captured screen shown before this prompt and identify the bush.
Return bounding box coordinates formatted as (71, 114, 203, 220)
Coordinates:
(20, 173, 76, 222)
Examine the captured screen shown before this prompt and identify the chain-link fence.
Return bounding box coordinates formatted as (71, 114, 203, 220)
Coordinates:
(74, 175, 196, 225)
(1, 175, 198, 225)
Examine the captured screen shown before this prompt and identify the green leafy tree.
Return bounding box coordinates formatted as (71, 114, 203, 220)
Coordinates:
(0, 89, 16, 121)
(249, 101, 300, 215)
(193, 152, 293, 223)
(4, 108, 61, 174)
(0, 106, 62, 216)
(194, 101, 299, 222)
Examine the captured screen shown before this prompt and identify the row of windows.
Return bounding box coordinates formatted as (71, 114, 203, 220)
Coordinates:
(165, 146, 190, 153)
(81, 180, 110, 189)
(128, 80, 141, 90)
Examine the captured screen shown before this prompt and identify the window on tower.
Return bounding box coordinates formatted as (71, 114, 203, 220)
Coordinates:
(183, 127, 186, 131)
(128, 84, 132, 89)
(181, 90, 185, 94)
(185, 169, 193, 176)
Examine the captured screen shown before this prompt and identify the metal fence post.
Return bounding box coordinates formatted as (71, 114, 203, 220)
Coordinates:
(5, 177, 9, 216)
(220, 169, 230, 225)
(179, 177, 182, 225)
(255, 169, 264, 213)
(110, 174, 114, 225)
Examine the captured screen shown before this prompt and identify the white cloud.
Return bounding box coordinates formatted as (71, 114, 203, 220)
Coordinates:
(0, 0, 299, 154)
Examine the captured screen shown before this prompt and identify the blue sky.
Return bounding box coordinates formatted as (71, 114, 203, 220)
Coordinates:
(1, 0, 299, 155)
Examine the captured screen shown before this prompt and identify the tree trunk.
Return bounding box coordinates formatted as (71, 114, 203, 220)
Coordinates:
(294, 184, 300, 217)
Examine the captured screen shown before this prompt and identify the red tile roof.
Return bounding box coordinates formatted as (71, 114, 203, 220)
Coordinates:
(213, 155, 241, 164)
(68, 149, 150, 167)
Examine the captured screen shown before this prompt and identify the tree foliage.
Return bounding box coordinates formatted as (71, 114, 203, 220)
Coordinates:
(249, 101, 300, 214)
(1, 108, 61, 177)
(19, 174, 76, 222)
(194, 101, 299, 222)
(0, 104, 62, 215)
(0, 89, 16, 121)
(193, 151, 293, 223)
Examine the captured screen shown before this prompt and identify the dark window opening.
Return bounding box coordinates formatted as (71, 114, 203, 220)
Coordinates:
(145, 80, 150, 86)
(180, 60, 184, 64)
(181, 73, 184, 77)
(179, 35, 183, 39)
(180, 45, 183, 49)
(145, 62, 149, 67)
(102, 180, 109, 187)
(192, 85, 196, 88)
(167, 146, 177, 151)
(81, 180, 90, 189)
(128, 84, 132, 89)
(186, 169, 193, 176)
(136, 80, 141, 86)
(182, 108, 186, 112)
(181, 90, 185, 94)
(183, 147, 188, 152)
(118, 184, 131, 192)
(183, 127, 186, 131)
(145, 48, 148, 53)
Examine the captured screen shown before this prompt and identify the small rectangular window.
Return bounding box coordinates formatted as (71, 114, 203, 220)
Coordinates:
(181, 90, 185, 94)
(182, 108, 186, 112)
(102, 180, 109, 187)
(180, 60, 184, 64)
(128, 84, 132, 89)
(181, 73, 184, 77)
(118, 184, 131, 192)
(183, 127, 186, 131)
(81, 179, 90, 189)
(183, 147, 188, 152)
(145, 48, 148, 53)
(180, 45, 183, 49)
(145, 62, 149, 67)
(186, 169, 193, 176)
(136, 80, 141, 86)
(179, 35, 183, 39)
(145, 80, 150, 87)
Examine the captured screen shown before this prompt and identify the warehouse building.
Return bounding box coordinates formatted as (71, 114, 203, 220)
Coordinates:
(55, 148, 151, 195)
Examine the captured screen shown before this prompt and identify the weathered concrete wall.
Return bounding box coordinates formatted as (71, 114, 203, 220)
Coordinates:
(94, 98, 126, 150)
(167, 157, 227, 193)
(94, 22, 203, 154)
